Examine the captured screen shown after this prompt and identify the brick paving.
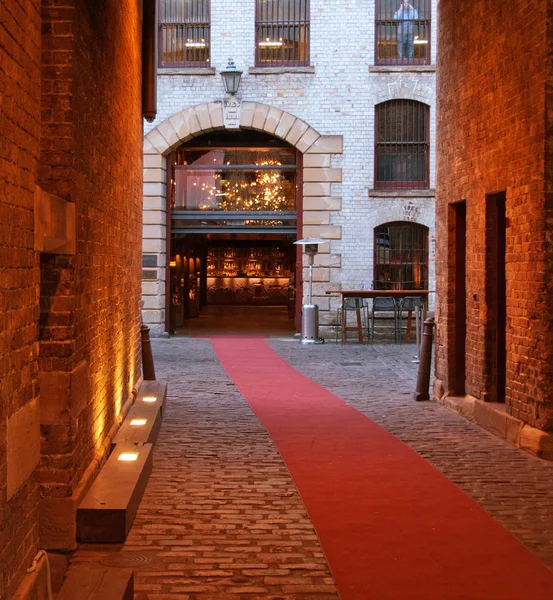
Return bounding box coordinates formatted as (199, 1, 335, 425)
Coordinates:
(74, 337, 553, 599)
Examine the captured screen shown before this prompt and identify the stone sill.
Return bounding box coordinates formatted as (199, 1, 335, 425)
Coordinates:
(158, 67, 216, 76)
(434, 387, 553, 461)
(369, 189, 435, 198)
(249, 66, 315, 75)
(369, 65, 436, 73)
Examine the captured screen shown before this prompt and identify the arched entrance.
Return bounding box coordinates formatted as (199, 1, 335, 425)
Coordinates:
(142, 102, 343, 336)
(169, 129, 298, 335)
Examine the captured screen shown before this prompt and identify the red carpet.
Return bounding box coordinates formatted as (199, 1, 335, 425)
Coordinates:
(211, 338, 553, 600)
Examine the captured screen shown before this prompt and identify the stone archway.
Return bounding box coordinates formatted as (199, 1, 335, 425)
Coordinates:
(141, 102, 343, 336)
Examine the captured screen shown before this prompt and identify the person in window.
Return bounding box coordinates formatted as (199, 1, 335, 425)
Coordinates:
(395, 0, 419, 60)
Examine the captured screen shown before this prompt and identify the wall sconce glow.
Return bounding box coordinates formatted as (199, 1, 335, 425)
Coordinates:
(118, 453, 139, 462)
(143, 396, 157, 403)
(130, 419, 147, 426)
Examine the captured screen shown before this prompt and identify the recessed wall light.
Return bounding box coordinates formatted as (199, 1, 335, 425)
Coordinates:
(130, 419, 147, 426)
(142, 396, 157, 403)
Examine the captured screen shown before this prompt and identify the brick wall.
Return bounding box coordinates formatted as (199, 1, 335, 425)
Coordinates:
(0, 0, 42, 596)
(142, 0, 438, 335)
(436, 0, 553, 429)
(1, 0, 143, 596)
(37, 0, 143, 548)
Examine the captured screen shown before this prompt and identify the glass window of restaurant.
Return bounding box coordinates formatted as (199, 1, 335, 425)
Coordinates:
(375, 0, 431, 66)
(374, 222, 428, 290)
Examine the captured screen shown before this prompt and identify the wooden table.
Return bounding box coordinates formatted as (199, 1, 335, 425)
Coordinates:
(326, 290, 435, 344)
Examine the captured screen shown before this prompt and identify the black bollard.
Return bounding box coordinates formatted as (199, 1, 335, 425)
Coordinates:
(414, 317, 435, 401)
(141, 323, 156, 381)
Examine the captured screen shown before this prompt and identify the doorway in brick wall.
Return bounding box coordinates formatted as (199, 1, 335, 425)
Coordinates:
(485, 192, 507, 403)
(166, 129, 300, 336)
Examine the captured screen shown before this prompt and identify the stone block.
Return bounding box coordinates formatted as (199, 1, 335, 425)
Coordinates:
(34, 187, 76, 254)
(77, 443, 154, 543)
(303, 182, 332, 197)
(264, 107, 284, 133)
(169, 111, 191, 141)
(143, 138, 159, 155)
(274, 112, 296, 140)
(143, 210, 166, 226)
(252, 104, 270, 130)
(519, 426, 553, 460)
(302, 210, 330, 226)
(240, 102, 257, 128)
(296, 128, 320, 153)
(303, 154, 331, 168)
(142, 238, 166, 254)
(143, 224, 165, 239)
(208, 102, 224, 129)
(303, 225, 342, 239)
(195, 103, 213, 132)
(143, 182, 165, 197)
(142, 281, 166, 296)
(303, 168, 342, 183)
(143, 196, 166, 211)
(143, 168, 165, 183)
(303, 196, 342, 211)
(156, 120, 179, 148)
(285, 119, 309, 146)
(306, 135, 343, 154)
(143, 154, 166, 169)
(181, 108, 202, 137)
(144, 128, 169, 155)
(56, 566, 133, 600)
(7, 399, 41, 500)
(306, 267, 330, 282)
(39, 360, 89, 425)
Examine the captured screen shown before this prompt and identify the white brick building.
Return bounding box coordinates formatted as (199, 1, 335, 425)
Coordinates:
(142, 0, 437, 337)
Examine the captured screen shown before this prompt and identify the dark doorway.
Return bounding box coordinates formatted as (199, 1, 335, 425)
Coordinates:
(451, 201, 466, 395)
(486, 192, 507, 403)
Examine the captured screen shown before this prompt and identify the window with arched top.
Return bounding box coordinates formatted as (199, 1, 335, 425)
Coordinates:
(376, 0, 431, 65)
(375, 100, 429, 189)
(374, 222, 428, 290)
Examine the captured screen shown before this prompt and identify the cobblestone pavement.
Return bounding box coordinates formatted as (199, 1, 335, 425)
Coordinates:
(126, 338, 339, 600)
(268, 339, 553, 572)
(75, 337, 553, 599)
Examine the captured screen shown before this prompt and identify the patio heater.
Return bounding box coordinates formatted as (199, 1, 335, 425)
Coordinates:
(294, 238, 326, 344)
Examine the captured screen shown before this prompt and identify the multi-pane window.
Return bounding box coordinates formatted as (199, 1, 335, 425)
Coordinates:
(376, 0, 430, 65)
(375, 100, 429, 189)
(374, 222, 428, 290)
(255, 0, 310, 66)
(159, 0, 210, 67)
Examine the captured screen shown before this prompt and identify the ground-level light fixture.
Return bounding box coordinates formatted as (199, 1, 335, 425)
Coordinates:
(142, 396, 157, 403)
(118, 452, 139, 462)
(221, 58, 243, 95)
(130, 419, 147, 426)
(293, 238, 327, 344)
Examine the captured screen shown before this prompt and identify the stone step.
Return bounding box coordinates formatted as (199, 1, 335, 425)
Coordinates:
(76, 442, 153, 543)
(56, 565, 133, 600)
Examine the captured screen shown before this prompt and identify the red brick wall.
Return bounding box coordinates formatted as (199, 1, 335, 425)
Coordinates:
(37, 0, 143, 540)
(1, 0, 143, 595)
(0, 0, 42, 596)
(436, 0, 553, 428)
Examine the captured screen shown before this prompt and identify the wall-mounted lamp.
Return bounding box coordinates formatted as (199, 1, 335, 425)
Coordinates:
(221, 58, 243, 95)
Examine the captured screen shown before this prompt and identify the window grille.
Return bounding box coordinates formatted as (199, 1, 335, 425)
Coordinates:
(376, 0, 430, 65)
(159, 0, 210, 67)
(374, 222, 428, 290)
(375, 100, 429, 189)
(255, 0, 310, 66)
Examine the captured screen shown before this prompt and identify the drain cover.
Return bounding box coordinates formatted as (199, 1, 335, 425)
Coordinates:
(99, 553, 152, 567)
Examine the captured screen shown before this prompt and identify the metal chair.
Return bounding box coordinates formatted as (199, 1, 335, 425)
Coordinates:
(398, 296, 424, 343)
(336, 296, 369, 344)
(370, 297, 399, 342)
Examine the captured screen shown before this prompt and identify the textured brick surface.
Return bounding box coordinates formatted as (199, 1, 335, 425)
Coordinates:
(72, 337, 553, 600)
(1, 0, 144, 595)
(435, 0, 553, 429)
